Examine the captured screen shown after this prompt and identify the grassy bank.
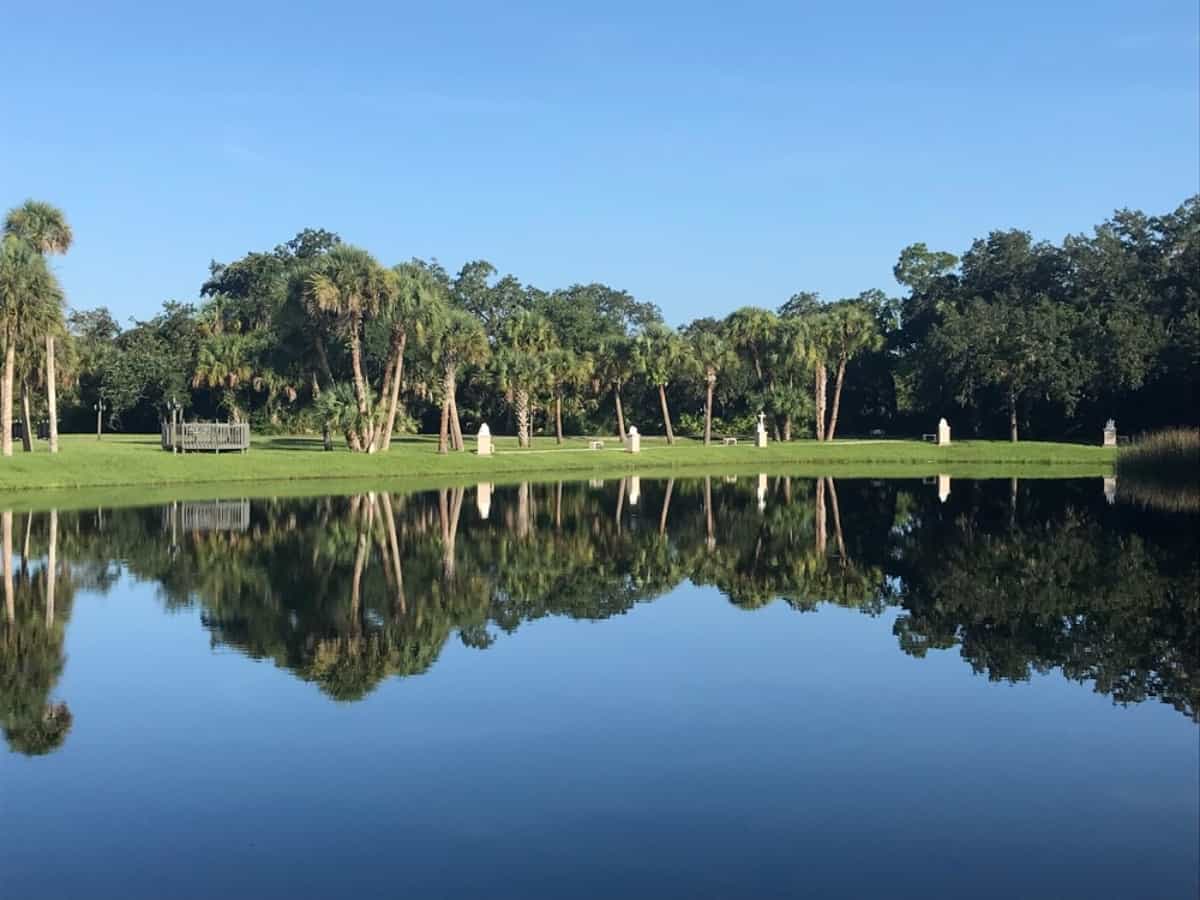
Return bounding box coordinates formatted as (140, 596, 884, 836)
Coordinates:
(0, 433, 1115, 505)
(1115, 427, 1200, 513)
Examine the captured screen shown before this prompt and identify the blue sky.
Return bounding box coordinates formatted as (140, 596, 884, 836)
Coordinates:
(2, 1, 1197, 326)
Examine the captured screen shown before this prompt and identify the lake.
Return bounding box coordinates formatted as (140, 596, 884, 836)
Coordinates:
(1, 475, 1197, 899)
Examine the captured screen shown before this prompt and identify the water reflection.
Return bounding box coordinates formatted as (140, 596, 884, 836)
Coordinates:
(2, 476, 1197, 754)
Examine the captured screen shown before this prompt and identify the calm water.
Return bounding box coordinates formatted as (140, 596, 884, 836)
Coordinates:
(1, 476, 1197, 899)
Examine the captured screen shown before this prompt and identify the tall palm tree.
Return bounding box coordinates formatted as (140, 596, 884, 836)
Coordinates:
(0, 238, 61, 458)
(545, 348, 593, 444)
(687, 328, 735, 445)
(496, 311, 557, 448)
(633, 324, 690, 444)
(375, 263, 445, 452)
(594, 337, 634, 441)
(823, 302, 883, 440)
(301, 246, 395, 452)
(430, 311, 489, 454)
(3, 202, 72, 455)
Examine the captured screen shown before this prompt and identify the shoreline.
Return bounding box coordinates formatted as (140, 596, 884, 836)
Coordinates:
(0, 433, 1116, 510)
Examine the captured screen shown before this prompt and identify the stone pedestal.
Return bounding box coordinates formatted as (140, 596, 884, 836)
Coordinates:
(936, 418, 951, 446)
(476, 423, 493, 456)
(625, 426, 640, 454)
(476, 483, 492, 519)
(1103, 419, 1117, 447)
(756, 412, 768, 448)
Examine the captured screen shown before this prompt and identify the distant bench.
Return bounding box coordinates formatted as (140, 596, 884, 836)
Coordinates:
(589, 439, 605, 450)
(722, 437, 738, 446)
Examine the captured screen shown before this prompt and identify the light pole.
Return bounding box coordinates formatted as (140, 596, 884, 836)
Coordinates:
(94, 399, 106, 441)
(167, 398, 181, 453)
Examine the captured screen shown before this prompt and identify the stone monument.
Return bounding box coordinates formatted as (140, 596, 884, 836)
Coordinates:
(476, 482, 492, 519)
(936, 418, 951, 446)
(937, 474, 951, 503)
(1103, 419, 1117, 447)
(629, 476, 641, 506)
(476, 423, 494, 456)
(757, 473, 768, 512)
(625, 426, 640, 454)
(1104, 476, 1117, 504)
(756, 411, 768, 448)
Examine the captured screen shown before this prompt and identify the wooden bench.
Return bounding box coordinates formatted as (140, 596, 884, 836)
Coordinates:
(921, 433, 937, 442)
(722, 437, 738, 446)
(588, 440, 604, 450)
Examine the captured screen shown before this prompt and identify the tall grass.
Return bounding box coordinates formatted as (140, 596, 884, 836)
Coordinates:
(1116, 427, 1200, 513)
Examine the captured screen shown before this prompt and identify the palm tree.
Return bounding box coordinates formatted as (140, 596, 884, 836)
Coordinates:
(545, 348, 593, 444)
(3, 202, 71, 455)
(823, 302, 883, 440)
(594, 337, 634, 441)
(687, 328, 734, 445)
(0, 238, 61, 458)
(496, 311, 557, 448)
(192, 334, 256, 422)
(430, 311, 489, 454)
(633, 324, 690, 444)
(302, 246, 395, 452)
(374, 262, 445, 451)
(804, 312, 835, 441)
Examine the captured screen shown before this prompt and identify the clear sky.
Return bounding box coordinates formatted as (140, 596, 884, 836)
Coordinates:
(2, 0, 1197, 326)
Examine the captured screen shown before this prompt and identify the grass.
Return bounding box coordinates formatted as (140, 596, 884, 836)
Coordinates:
(0, 432, 1116, 510)
(1115, 427, 1200, 513)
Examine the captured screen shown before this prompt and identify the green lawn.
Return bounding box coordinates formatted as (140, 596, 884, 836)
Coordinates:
(0, 432, 1115, 509)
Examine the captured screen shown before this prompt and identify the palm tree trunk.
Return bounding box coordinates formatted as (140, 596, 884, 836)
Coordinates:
(783, 416, 792, 442)
(658, 384, 675, 444)
(704, 375, 714, 446)
(437, 368, 453, 454)
(516, 389, 530, 448)
(827, 357, 847, 441)
(614, 386, 626, 440)
(347, 327, 374, 452)
(46, 335, 58, 454)
(814, 362, 827, 442)
(1009, 390, 1019, 442)
(46, 509, 57, 627)
(555, 481, 563, 530)
(555, 391, 564, 445)
(380, 331, 407, 451)
(19, 381, 32, 451)
(1, 342, 14, 458)
(449, 393, 465, 451)
(314, 336, 334, 388)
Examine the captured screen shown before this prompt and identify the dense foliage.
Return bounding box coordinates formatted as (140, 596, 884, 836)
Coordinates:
(2, 197, 1196, 451)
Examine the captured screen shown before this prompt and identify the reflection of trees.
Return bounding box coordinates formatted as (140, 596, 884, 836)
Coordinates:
(5, 473, 1196, 753)
(889, 481, 1200, 720)
(1, 510, 74, 754)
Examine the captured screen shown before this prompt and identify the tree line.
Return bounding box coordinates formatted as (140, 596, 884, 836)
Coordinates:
(1, 196, 1195, 454)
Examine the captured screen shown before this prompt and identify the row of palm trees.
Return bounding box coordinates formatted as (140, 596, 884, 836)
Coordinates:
(0, 201, 72, 458)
